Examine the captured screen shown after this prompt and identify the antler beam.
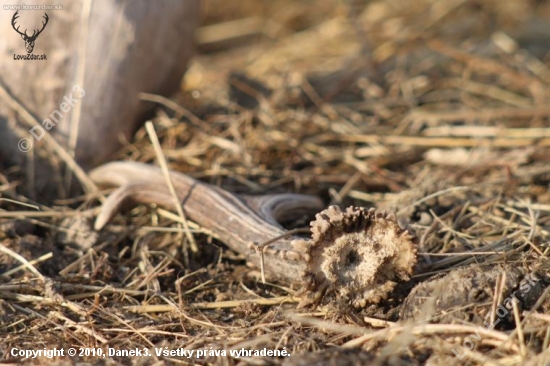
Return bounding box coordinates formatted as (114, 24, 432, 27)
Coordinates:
(11, 11, 25, 36)
(90, 161, 417, 308)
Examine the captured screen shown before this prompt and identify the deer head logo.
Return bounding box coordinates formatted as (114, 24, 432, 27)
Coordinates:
(11, 11, 49, 54)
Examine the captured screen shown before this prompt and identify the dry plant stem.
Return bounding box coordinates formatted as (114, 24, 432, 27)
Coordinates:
(90, 162, 323, 282)
(145, 120, 198, 260)
(90, 162, 417, 308)
(0, 80, 97, 193)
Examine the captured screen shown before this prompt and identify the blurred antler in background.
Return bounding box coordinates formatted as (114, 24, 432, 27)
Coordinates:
(0, 1, 198, 177)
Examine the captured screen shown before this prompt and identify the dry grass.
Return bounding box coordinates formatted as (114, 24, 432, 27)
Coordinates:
(2, 0, 550, 364)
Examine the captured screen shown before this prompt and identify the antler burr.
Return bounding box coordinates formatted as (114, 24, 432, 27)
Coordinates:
(90, 162, 417, 308)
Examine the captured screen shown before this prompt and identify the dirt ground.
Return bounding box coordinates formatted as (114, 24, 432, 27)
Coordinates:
(2, 0, 550, 365)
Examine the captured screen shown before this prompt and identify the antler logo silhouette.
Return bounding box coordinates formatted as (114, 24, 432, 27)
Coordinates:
(11, 11, 49, 54)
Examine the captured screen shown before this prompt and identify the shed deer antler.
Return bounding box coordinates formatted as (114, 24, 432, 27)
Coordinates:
(11, 11, 49, 54)
(90, 161, 417, 308)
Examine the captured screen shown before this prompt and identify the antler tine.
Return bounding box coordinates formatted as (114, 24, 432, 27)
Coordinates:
(11, 10, 19, 24)
(36, 13, 49, 36)
(11, 10, 25, 36)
